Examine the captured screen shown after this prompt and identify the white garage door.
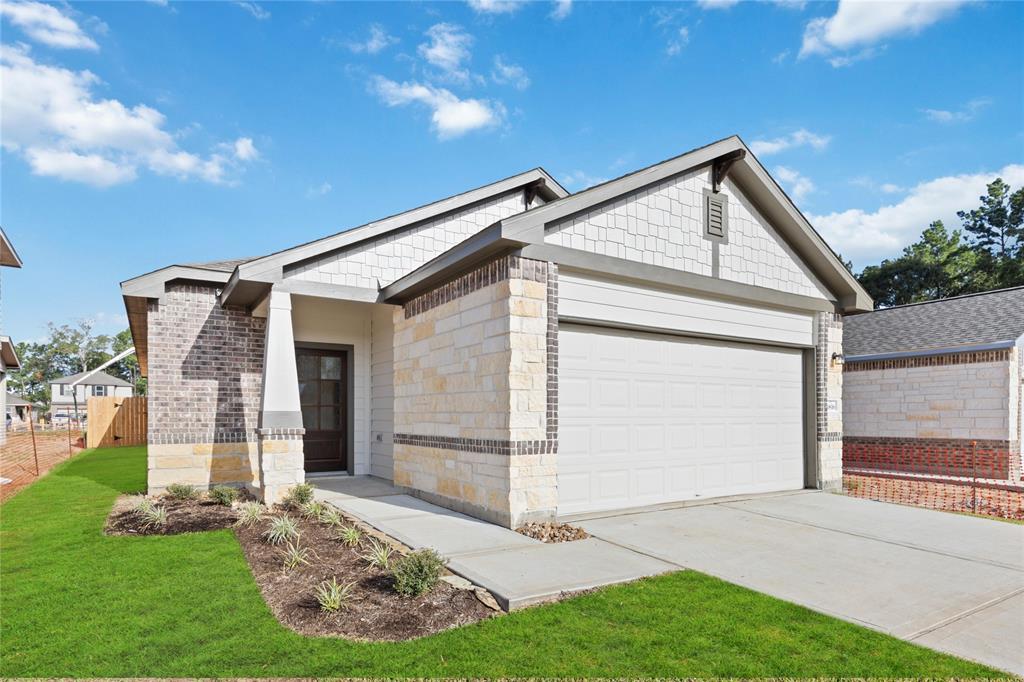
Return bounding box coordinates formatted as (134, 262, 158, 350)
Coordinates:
(558, 324, 805, 516)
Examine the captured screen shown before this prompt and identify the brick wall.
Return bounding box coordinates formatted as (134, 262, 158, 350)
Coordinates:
(545, 167, 832, 300)
(844, 436, 1012, 479)
(147, 284, 265, 491)
(392, 255, 556, 527)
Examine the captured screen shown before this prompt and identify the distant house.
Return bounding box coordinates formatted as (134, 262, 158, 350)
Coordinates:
(844, 287, 1024, 484)
(50, 371, 135, 420)
(6, 394, 37, 430)
(0, 227, 24, 445)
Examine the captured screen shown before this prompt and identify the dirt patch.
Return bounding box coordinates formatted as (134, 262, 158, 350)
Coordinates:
(106, 495, 239, 535)
(516, 521, 589, 543)
(0, 430, 84, 502)
(104, 496, 496, 640)
(235, 515, 494, 640)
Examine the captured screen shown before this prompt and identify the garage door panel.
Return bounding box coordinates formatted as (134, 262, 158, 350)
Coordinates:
(558, 324, 805, 516)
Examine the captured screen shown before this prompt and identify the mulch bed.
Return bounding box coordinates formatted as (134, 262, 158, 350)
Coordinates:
(516, 521, 589, 543)
(106, 495, 239, 535)
(104, 495, 496, 640)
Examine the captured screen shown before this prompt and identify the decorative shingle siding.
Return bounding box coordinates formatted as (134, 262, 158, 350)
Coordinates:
(545, 167, 832, 300)
(392, 254, 556, 527)
(285, 190, 526, 289)
(147, 283, 265, 490)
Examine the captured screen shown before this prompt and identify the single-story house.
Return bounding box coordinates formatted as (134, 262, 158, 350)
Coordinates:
(121, 136, 871, 528)
(6, 394, 38, 429)
(843, 287, 1024, 483)
(1, 226, 24, 446)
(50, 371, 135, 420)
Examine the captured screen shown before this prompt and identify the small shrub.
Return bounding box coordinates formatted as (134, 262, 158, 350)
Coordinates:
(135, 499, 168, 530)
(392, 549, 447, 597)
(319, 506, 343, 527)
(282, 483, 314, 509)
(235, 501, 265, 528)
(263, 515, 300, 546)
(300, 500, 326, 520)
(280, 540, 311, 572)
(314, 577, 356, 613)
(165, 483, 198, 500)
(208, 485, 238, 506)
(337, 524, 362, 547)
(359, 537, 395, 570)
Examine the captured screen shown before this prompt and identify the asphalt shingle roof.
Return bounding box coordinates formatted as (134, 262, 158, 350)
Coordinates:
(184, 257, 255, 272)
(844, 287, 1024, 358)
(51, 371, 134, 387)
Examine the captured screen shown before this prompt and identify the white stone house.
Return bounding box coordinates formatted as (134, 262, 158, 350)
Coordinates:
(50, 371, 135, 420)
(122, 136, 871, 527)
(843, 287, 1024, 483)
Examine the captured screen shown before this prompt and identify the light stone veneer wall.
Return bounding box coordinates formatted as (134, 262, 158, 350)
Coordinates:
(545, 167, 832, 300)
(815, 312, 844, 489)
(392, 256, 555, 528)
(844, 359, 1012, 441)
(285, 190, 526, 289)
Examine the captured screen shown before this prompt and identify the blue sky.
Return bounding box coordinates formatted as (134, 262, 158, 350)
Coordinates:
(1, 0, 1022, 343)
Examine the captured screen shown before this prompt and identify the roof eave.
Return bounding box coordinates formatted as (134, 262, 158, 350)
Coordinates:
(1, 336, 21, 369)
(0, 228, 23, 268)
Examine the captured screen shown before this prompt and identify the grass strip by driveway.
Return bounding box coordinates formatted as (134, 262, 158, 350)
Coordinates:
(0, 446, 1004, 678)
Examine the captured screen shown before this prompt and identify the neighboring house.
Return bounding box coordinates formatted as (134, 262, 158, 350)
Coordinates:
(50, 371, 135, 420)
(1, 227, 24, 445)
(844, 287, 1024, 484)
(6, 394, 37, 430)
(121, 136, 871, 528)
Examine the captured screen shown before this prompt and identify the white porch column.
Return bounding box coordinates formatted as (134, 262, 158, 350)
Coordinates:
(256, 288, 305, 503)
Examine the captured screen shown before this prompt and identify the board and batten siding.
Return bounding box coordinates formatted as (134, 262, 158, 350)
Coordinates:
(558, 272, 815, 348)
(370, 304, 396, 480)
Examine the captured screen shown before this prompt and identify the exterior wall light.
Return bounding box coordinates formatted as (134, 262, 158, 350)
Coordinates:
(831, 352, 844, 367)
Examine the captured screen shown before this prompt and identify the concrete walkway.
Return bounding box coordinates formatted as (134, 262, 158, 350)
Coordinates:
(314, 477, 1023, 674)
(313, 477, 673, 609)
(580, 492, 1024, 675)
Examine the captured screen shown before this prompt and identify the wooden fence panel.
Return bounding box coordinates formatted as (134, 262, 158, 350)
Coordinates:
(87, 396, 147, 448)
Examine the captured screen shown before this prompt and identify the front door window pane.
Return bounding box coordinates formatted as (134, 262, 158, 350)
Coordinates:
(321, 356, 341, 380)
(301, 405, 318, 430)
(319, 406, 340, 430)
(298, 355, 318, 380)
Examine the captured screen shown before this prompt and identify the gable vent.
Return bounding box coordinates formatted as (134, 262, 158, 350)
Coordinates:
(705, 192, 728, 240)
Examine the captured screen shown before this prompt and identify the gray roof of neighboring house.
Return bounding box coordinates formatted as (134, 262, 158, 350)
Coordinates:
(51, 371, 134, 387)
(844, 286, 1024, 358)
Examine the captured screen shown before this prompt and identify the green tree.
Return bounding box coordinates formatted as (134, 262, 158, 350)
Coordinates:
(109, 329, 146, 395)
(957, 177, 1024, 289)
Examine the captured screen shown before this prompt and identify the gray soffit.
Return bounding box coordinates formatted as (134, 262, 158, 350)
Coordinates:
(844, 286, 1024, 357)
(0, 228, 22, 268)
(227, 168, 568, 289)
(1, 336, 20, 369)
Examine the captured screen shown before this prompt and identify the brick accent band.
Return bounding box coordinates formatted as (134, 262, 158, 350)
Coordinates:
(546, 263, 559, 442)
(257, 428, 305, 440)
(403, 254, 548, 318)
(843, 436, 1014, 480)
(844, 348, 1012, 372)
(395, 433, 557, 456)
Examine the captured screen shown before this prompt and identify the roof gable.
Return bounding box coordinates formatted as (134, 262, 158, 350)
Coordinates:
(52, 371, 133, 387)
(845, 287, 1024, 358)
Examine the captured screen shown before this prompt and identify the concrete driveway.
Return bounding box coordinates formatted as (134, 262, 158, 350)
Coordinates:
(579, 492, 1024, 675)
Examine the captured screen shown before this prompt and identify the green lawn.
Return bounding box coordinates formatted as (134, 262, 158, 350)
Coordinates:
(0, 447, 1004, 678)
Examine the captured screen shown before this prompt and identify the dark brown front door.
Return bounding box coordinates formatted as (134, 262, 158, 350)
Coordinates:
(296, 347, 348, 472)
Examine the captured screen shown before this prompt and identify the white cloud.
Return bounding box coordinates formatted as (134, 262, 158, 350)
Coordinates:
(750, 128, 831, 156)
(467, 0, 524, 14)
(697, 0, 740, 9)
(0, 44, 256, 187)
(371, 76, 503, 140)
(773, 0, 807, 9)
(772, 49, 790, 64)
(491, 55, 530, 90)
(306, 181, 332, 198)
(418, 23, 474, 83)
(561, 170, 608, 190)
(880, 183, 903, 194)
(233, 1, 270, 20)
(923, 97, 991, 124)
(666, 26, 690, 56)
(232, 137, 258, 161)
(810, 164, 1024, 265)
(800, 1, 967, 64)
(0, 0, 98, 50)
(347, 24, 398, 55)
(550, 0, 572, 20)
(774, 165, 815, 202)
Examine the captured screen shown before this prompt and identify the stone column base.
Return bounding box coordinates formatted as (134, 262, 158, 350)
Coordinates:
(256, 428, 305, 504)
